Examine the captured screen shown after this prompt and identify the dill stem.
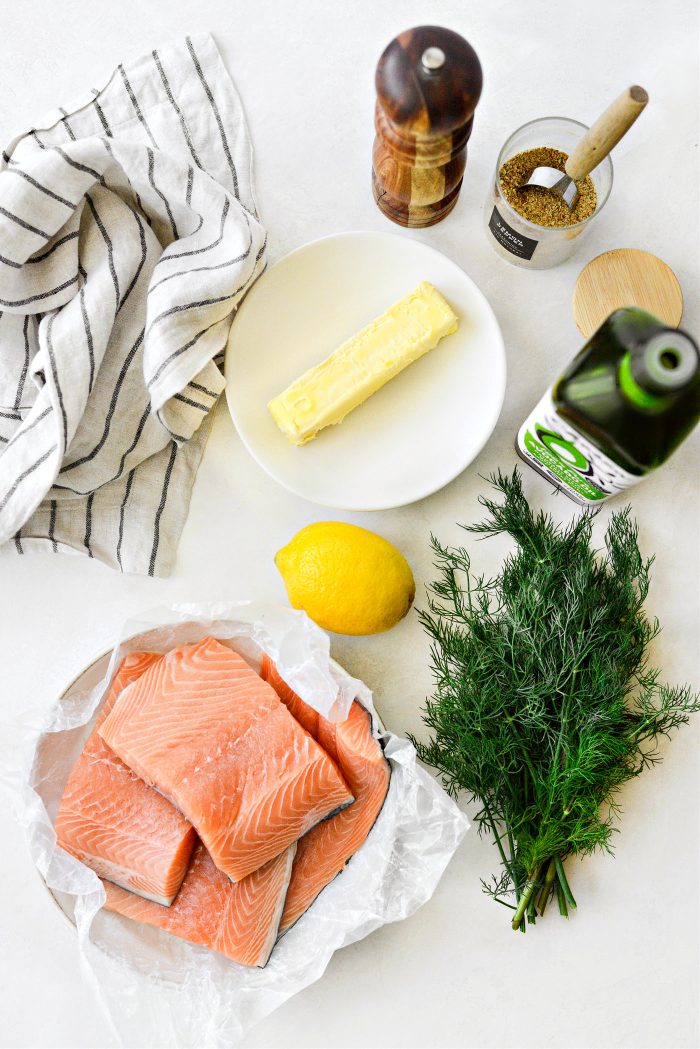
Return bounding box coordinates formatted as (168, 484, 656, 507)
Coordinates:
(555, 857, 577, 910)
(628, 713, 660, 741)
(492, 897, 517, 911)
(504, 713, 540, 803)
(556, 878, 569, 918)
(537, 858, 557, 916)
(526, 892, 538, 924)
(511, 865, 542, 931)
(483, 801, 519, 900)
(504, 822, 521, 900)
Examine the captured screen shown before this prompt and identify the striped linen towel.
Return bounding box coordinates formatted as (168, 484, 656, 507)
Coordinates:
(0, 33, 266, 576)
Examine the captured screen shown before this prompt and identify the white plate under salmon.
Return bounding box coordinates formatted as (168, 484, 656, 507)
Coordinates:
(54, 636, 390, 967)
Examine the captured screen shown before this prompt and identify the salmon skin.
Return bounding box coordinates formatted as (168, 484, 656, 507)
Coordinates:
(103, 840, 296, 968)
(99, 637, 354, 883)
(55, 653, 197, 906)
(260, 656, 391, 934)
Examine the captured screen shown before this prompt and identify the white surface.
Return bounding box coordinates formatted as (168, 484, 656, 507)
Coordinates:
(226, 232, 506, 509)
(0, 2, 698, 1048)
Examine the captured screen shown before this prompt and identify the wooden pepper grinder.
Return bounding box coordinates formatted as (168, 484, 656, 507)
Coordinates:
(372, 26, 483, 227)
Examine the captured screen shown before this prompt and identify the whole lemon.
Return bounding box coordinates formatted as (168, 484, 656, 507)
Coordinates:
(275, 522, 415, 635)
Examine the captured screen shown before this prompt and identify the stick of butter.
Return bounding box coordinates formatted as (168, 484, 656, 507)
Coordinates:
(267, 281, 458, 445)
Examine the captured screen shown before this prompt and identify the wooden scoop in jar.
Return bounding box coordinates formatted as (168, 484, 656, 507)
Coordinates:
(519, 86, 648, 209)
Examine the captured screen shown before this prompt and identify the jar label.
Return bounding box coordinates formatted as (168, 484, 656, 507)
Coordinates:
(516, 391, 641, 504)
(488, 206, 538, 260)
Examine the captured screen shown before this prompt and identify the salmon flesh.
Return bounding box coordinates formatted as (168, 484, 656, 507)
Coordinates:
(98, 637, 354, 882)
(260, 656, 390, 933)
(103, 840, 296, 967)
(55, 653, 197, 906)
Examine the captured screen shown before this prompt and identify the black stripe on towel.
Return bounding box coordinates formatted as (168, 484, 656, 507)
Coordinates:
(188, 380, 219, 399)
(0, 231, 77, 268)
(118, 209, 148, 311)
(84, 492, 94, 557)
(0, 273, 78, 308)
(119, 65, 158, 149)
(53, 399, 150, 497)
(60, 329, 144, 473)
(53, 147, 106, 187)
(14, 317, 31, 410)
(49, 499, 58, 551)
(152, 50, 203, 169)
(77, 264, 96, 393)
(146, 291, 235, 334)
(146, 148, 178, 240)
(92, 96, 113, 138)
(162, 198, 228, 262)
(59, 108, 77, 141)
(5, 405, 52, 450)
(174, 392, 210, 412)
(100, 138, 152, 231)
(28, 231, 80, 264)
(157, 410, 188, 443)
(147, 316, 223, 388)
(0, 204, 51, 239)
(254, 235, 268, 263)
(0, 444, 57, 513)
(45, 314, 68, 447)
(149, 441, 178, 576)
(115, 404, 151, 482)
(186, 36, 239, 198)
(148, 247, 264, 387)
(85, 194, 120, 311)
(6, 168, 76, 209)
(116, 468, 136, 570)
(147, 238, 251, 296)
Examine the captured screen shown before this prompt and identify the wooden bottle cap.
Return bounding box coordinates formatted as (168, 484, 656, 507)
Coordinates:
(573, 248, 683, 337)
(375, 25, 482, 137)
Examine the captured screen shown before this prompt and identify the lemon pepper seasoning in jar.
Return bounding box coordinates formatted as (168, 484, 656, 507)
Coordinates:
(499, 147, 597, 227)
(485, 118, 613, 269)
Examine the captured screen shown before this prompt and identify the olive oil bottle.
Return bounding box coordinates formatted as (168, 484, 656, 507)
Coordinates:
(517, 308, 700, 503)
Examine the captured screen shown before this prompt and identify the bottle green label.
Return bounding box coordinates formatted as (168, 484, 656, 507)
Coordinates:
(517, 393, 639, 504)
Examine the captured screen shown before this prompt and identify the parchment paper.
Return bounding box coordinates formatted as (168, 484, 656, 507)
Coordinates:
(5, 602, 469, 1048)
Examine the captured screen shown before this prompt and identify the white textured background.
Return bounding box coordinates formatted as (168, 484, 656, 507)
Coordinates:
(0, 2, 698, 1047)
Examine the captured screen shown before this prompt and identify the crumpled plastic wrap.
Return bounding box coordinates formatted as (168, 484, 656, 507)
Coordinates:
(7, 602, 469, 1048)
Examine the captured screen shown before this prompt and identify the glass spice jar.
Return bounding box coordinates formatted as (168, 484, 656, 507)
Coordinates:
(485, 117, 613, 270)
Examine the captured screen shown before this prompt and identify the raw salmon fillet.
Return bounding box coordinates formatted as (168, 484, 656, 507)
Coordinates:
(103, 840, 296, 968)
(99, 637, 354, 882)
(260, 656, 390, 933)
(55, 653, 197, 906)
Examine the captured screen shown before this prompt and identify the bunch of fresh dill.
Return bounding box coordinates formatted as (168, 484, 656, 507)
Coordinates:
(412, 469, 699, 931)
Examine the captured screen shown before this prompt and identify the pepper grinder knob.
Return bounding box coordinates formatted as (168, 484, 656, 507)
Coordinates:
(372, 25, 483, 228)
(421, 47, 446, 71)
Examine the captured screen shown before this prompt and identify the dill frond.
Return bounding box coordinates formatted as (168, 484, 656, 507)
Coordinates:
(410, 469, 699, 930)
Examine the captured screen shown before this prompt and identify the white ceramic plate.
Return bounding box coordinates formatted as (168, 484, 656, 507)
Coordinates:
(225, 231, 506, 511)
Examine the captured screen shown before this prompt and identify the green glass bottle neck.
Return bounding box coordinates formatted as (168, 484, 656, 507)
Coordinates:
(617, 331, 699, 412)
(618, 353, 668, 411)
